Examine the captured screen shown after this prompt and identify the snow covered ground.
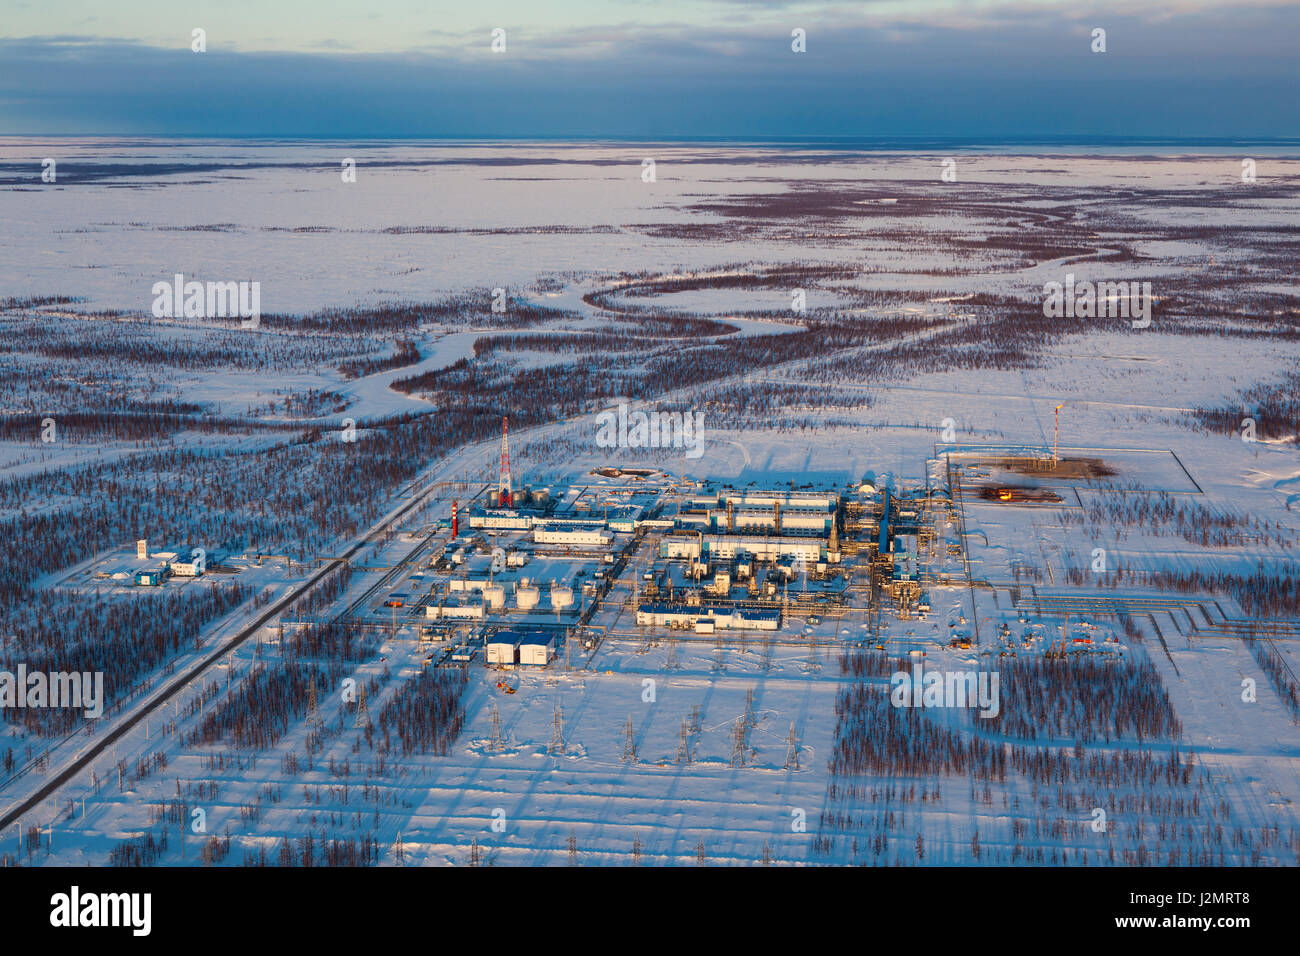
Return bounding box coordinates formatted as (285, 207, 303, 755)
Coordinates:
(1, 141, 1297, 866)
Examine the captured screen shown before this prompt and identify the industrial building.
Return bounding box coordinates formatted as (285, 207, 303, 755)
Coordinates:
(426, 594, 486, 620)
(635, 602, 781, 631)
(168, 551, 205, 576)
(518, 632, 555, 666)
(705, 534, 828, 564)
(468, 508, 534, 531)
(486, 630, 519, 664)
(658, 530, 826, 565)
(713, 487, 840, 511)
(534, 523, 613, 547)
(484, 627, 556, 666)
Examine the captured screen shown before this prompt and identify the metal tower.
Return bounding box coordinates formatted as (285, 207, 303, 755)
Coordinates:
(498, 416, 513, 507)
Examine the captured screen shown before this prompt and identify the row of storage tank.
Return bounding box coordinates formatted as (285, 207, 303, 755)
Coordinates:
(479, 579, 574, 612)
(486, 486, 550, 508)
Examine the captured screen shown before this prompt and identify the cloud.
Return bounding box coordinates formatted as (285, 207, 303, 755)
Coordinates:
(0, 4, 1297, 140)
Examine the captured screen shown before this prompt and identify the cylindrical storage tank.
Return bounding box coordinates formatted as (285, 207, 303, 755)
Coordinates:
(483, 583, 506, 610)
(533, 488, 549, 507)
(516, 581, 541, 611)
(549, 584, 574, 612)
(488, 490, 500, 508)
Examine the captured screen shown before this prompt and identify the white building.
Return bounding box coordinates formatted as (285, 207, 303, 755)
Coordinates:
(518, 635, 555, 666)
(718, 488, 839, 510)
(534, 524, 612, 547)
(705, 534, 828, 564)
(636, 603, 781, 632)
(486, 636, 518, 665)
(427, 596, 485, 620)
(469, 509, 534, 531)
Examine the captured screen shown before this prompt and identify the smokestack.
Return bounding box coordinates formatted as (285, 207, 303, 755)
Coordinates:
(774, 501, 782, 535)
(726, 500, 734, 533)
(451, 500, 458, 540)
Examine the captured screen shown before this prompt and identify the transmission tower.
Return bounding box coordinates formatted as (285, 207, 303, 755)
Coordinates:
(548, 704, 565, 756)
(689, 705, 702, 736)
(307, 679, 323, 734)
(354, 682, 369, 728)
(632, 834, 643, 866)
(730, 718, 747, 768)
(621, 714, 637, 763)
(489, 703, 503, 753)
(784, 723, 801, 771)
(567, 829, 578, 865)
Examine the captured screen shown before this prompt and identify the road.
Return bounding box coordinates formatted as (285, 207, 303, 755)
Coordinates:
(0, 420, 560, 834)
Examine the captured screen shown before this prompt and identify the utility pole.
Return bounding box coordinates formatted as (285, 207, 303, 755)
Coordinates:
(1054, 403, 1064, 465)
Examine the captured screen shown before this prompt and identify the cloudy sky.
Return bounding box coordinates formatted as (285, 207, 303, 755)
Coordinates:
(2, 0, 1297, 139)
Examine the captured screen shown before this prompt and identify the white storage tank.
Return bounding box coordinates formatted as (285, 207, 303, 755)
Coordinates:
(549, 584, 574, 612)
(516, 579, 541, 611)
(483, 583, 506, 610)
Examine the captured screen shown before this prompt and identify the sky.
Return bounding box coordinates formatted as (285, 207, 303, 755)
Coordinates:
(1, 0, 1297, 140)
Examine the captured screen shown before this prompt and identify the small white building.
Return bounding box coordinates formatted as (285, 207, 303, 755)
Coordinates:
(518, 635, 555, 666)
(427, 596, 485, 620)
(486, 632, 520, 665)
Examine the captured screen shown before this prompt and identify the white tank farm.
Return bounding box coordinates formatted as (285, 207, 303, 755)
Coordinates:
(516, 579, 541, 610)
(549, 584, 574, 611)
